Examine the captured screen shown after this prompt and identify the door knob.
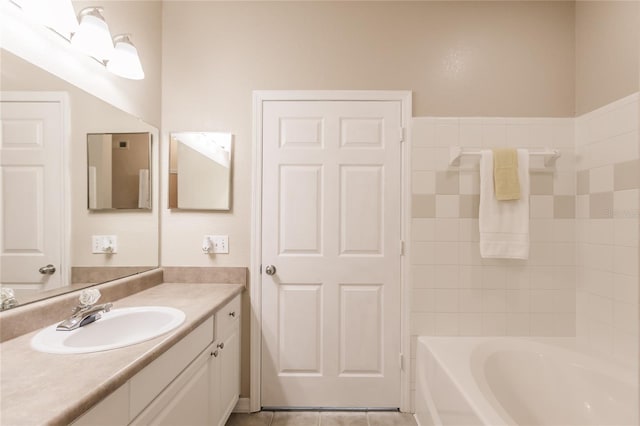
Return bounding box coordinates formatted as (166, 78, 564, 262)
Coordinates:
(39, 264, 56, 275)
(265, 265, 277, 276)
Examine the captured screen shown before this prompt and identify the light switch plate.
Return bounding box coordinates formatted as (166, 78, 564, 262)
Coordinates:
(209, 235, 229, 254)
(92, 235, 117, 254)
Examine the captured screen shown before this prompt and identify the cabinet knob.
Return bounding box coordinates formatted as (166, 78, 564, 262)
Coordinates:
(217, 342, 224, 350)
(228, 311, 236, 318)
(212, 350, 219, 358)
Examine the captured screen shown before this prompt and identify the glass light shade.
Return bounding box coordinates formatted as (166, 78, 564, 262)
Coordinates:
(18, 0, 79, 38)
(70, 7, 113, 61)
(107, 35, 145, 80)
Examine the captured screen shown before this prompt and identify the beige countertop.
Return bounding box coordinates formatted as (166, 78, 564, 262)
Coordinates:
(0, 282, 244, 426)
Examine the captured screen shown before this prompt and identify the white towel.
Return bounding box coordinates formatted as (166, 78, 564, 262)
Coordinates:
(138, 169, 150, 209)
(479, 149, 529, 259)
(88, 166, 97, 209)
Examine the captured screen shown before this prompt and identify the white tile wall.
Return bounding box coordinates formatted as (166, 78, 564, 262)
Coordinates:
(411, 116, 576, 342)
(575, 93, 639, 367)
(409, 96, 639, 405)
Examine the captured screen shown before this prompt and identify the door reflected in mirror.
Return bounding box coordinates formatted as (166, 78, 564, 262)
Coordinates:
(169, 132, 233, 210)
(87, 132, 152, 210)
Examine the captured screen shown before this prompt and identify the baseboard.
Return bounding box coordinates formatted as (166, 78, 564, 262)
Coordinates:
(233, 398, 251, 413)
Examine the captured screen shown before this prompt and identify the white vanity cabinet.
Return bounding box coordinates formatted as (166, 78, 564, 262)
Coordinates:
(131, 342, 213, 425)
(211, 294, 241, 426)
(73, 294, 241, 426)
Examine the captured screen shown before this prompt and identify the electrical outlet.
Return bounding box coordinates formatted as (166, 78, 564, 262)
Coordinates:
(202, 236, 213, 254)
(210, 235, 229, 254)
(92, 235, 117, 254)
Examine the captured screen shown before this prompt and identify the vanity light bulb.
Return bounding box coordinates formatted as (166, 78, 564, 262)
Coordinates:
(107, 35, 145, 80)
(71, 7, 114, 61)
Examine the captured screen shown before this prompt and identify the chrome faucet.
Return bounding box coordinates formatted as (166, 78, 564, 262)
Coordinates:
(57, 289, 113, 331)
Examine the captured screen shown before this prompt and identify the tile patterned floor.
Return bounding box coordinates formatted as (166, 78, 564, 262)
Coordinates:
(226, 411, 417, 426)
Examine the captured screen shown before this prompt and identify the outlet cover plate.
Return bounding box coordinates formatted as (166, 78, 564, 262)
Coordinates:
(209, 235, 229, 254)
(92, 235, 117, 254)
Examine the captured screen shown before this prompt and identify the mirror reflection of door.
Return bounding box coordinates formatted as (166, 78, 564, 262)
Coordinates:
(0, 94, 66, 297)
(87, 132, 152, 210)
(169, 132, 233, 210)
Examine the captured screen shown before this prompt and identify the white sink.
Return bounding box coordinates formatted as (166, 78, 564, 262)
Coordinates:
(31, 306, 186, 354)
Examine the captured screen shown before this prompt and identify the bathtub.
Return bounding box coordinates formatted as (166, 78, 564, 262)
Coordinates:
(415, 337, 638, 426)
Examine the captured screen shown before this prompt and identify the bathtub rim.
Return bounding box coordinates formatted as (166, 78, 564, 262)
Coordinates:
(416, 336, 638, 426)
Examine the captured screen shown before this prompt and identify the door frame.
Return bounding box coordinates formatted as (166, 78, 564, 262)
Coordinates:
(250, 91, 412, 412)
(0, 91, 71, 290)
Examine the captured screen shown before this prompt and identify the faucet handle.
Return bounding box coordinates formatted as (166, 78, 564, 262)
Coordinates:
(79, 288, 101, 307)
(1, 287, 18, 311)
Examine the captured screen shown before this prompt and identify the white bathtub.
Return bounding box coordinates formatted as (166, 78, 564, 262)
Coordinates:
(415, 337, 638, 426)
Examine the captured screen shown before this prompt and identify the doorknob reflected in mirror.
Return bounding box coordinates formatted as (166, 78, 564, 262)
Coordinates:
(39, 264, 56, 275)
(265, 265, 276, 276)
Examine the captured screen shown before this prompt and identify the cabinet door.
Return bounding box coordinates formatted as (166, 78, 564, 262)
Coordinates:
(209, 344, 222, 426)
(130, 317, 214, 418)
(218, 324, 240, 425)
(72, 384, 129, 426)
(210, 295, 242, 426)
(132, 344, 212, 426)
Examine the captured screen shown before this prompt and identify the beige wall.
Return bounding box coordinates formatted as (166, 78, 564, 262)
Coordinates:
(575, 0, 640, 115)
(161, 0, 575, 267)
(161, 1, 577, 399)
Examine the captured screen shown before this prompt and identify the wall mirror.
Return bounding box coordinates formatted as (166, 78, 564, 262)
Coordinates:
(0, 49, 159, 310)
(87, 132, 152, 210)
(169, 132, 233, 210)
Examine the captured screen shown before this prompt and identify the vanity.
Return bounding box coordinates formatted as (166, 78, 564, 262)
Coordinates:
(1, 14, 243, 424)
(0, 269, 244, 426)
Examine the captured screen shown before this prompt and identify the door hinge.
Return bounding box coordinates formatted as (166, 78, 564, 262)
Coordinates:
(399, 353, 405, 371)
(400, 240, 405, 256)
(399, 127, 405, 143)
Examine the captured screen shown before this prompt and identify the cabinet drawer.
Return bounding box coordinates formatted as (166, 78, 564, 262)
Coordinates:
(130, 316, 214, 419)
(214, 294, 240, 340)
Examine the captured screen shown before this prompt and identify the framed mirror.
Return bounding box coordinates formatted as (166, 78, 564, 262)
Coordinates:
(169, 132, 233, 210)
(87, 132, 152, 210)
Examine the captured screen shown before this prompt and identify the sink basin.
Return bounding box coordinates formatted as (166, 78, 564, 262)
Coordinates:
(31, 306, 186, 354)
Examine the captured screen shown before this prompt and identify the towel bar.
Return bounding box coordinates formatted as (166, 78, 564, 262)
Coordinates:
(449, 146, 561, 168)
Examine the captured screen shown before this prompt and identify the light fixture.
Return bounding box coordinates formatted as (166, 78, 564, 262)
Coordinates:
(16, 0, 79, 38)
(10, 1, 145, 80)
(71, 7, 113, 61)
(106, 34, 145, 80)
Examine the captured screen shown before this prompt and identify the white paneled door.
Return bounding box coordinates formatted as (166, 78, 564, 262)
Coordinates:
(0, 99, 64, 292)
(261, 100, 403, 408)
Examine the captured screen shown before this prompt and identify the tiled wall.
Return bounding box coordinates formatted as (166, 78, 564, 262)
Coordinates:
(410, 117, 576, 338)
(575, 93, 639, 366)
(408, 117, 577, 406)
(408, 95, 639, 407)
